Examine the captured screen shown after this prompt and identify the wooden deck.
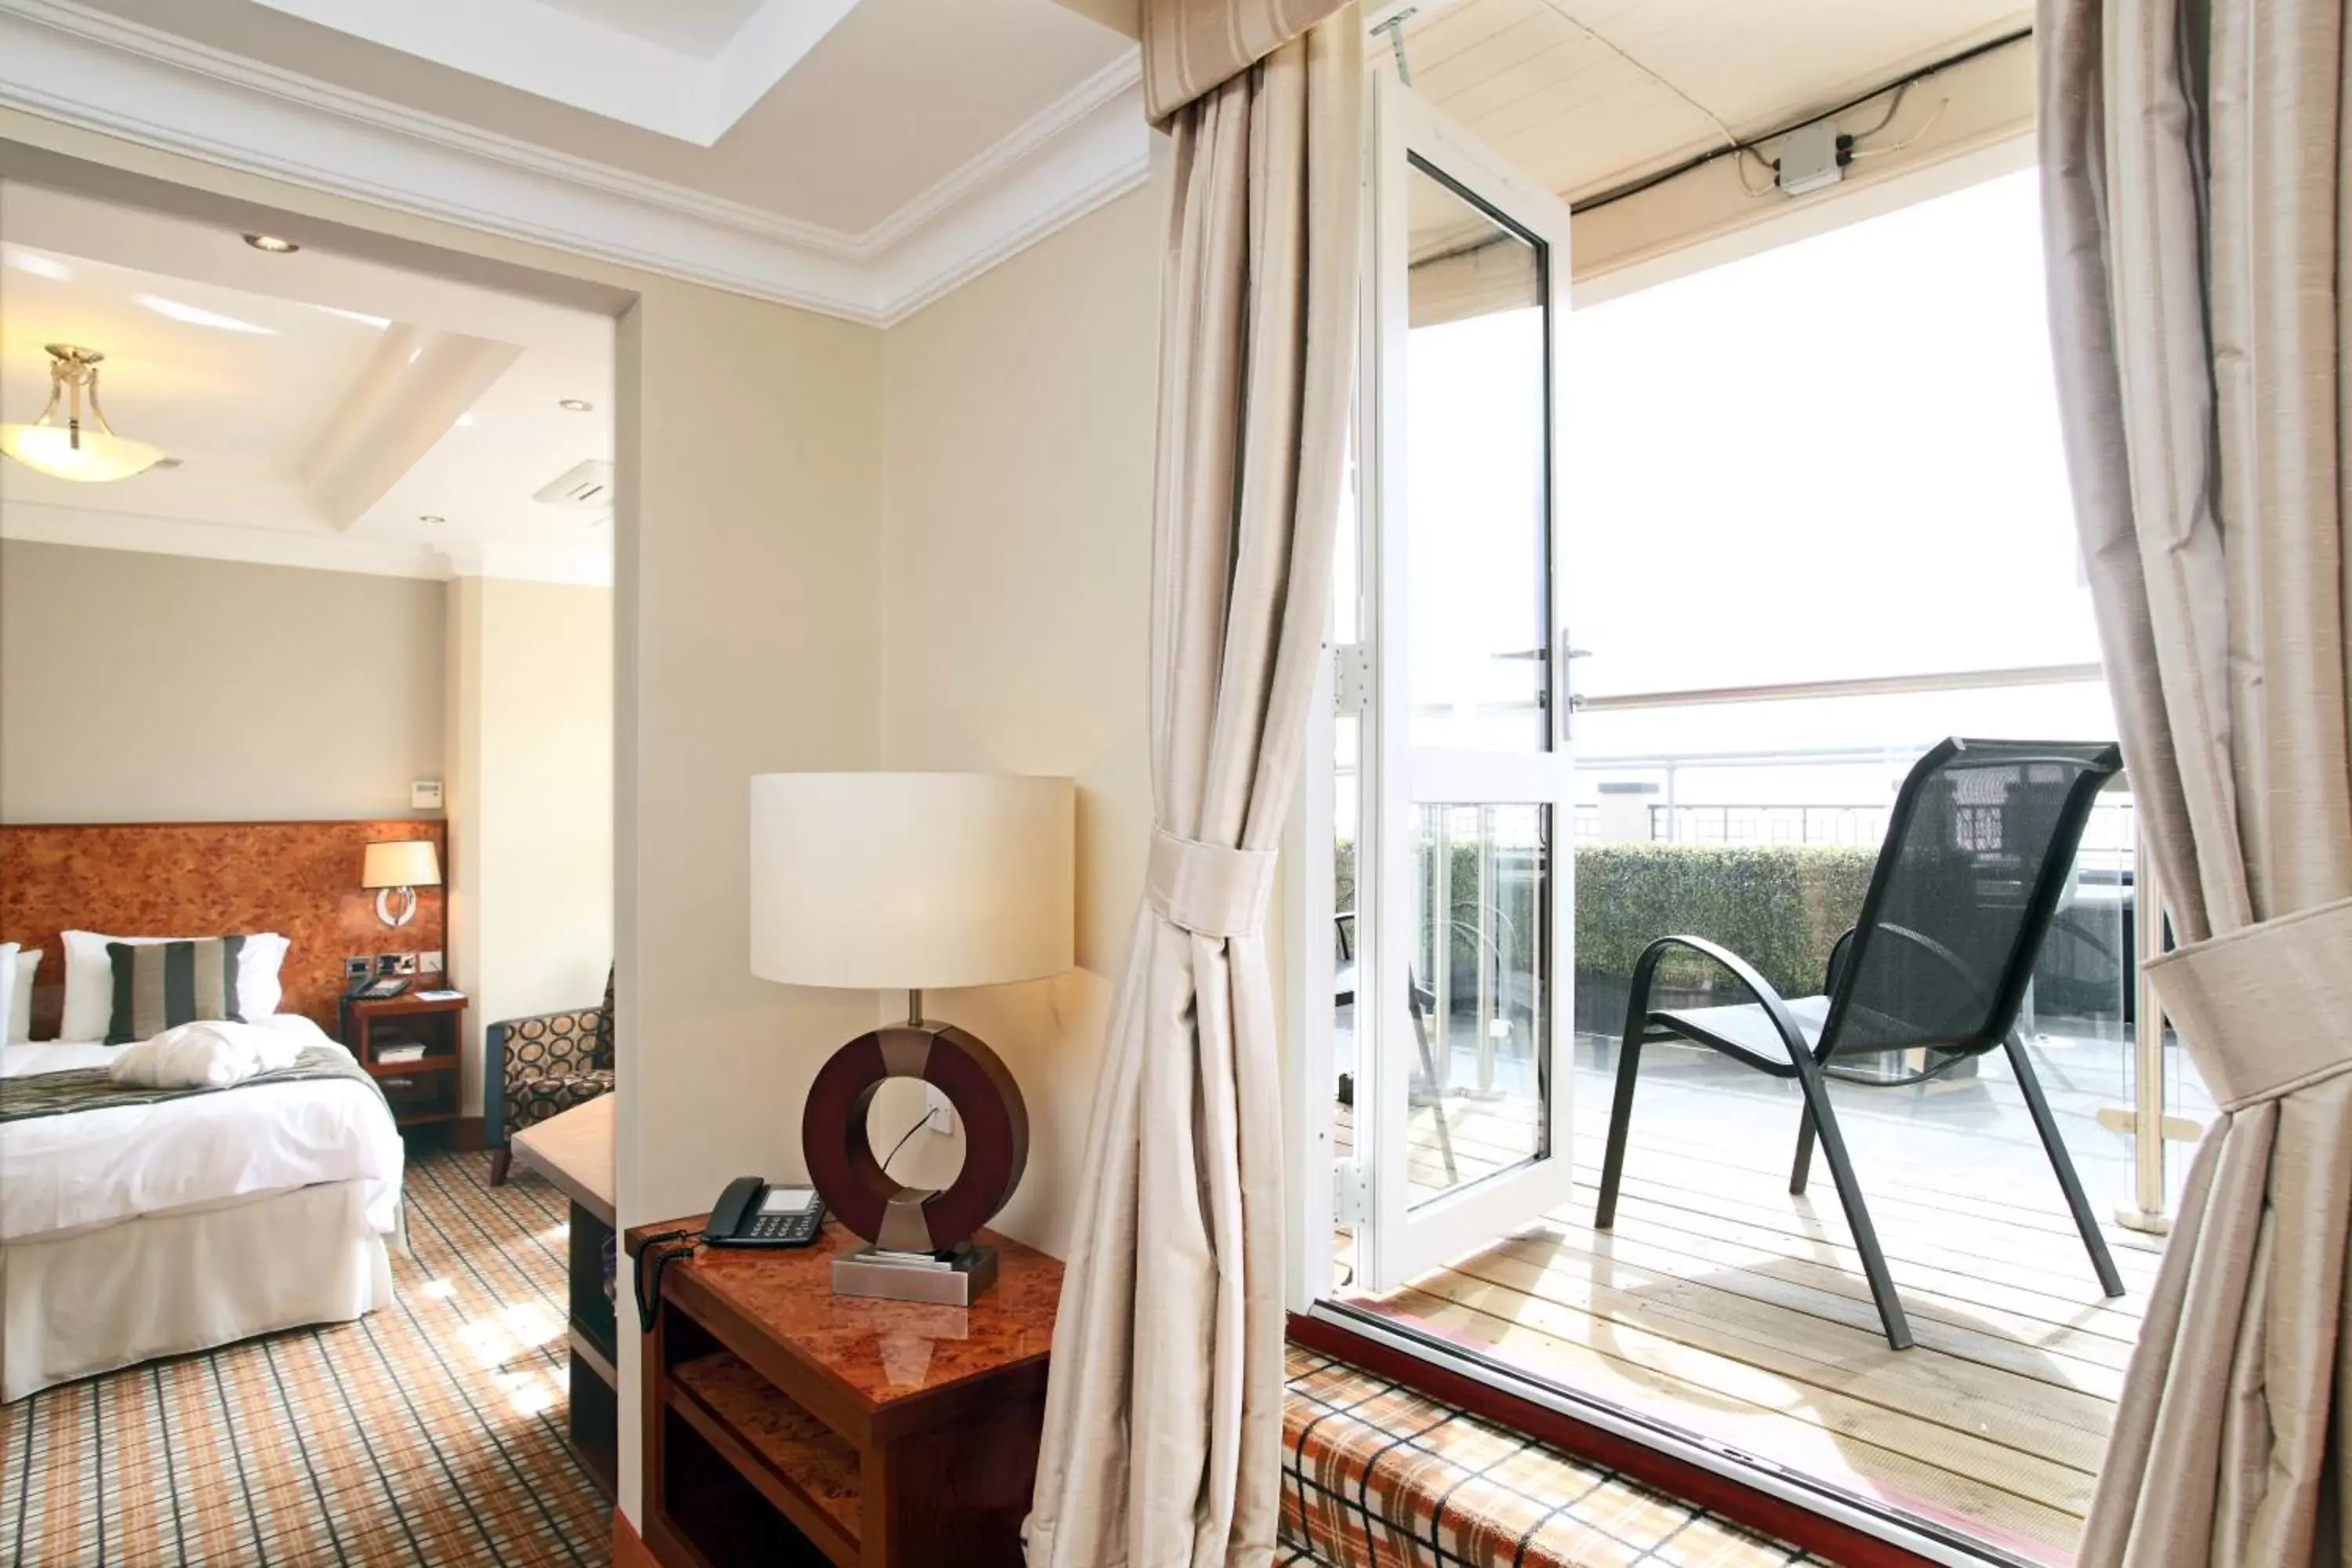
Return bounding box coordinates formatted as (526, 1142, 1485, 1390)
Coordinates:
(1330, 1084, 2161, 1566)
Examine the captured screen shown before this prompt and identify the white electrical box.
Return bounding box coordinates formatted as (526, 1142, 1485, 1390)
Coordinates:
(1777, 120, 1845, 197)
(411, 780, 445, 810)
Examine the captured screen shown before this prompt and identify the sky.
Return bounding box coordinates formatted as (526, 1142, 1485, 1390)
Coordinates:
(1399, 165, 2118, 804)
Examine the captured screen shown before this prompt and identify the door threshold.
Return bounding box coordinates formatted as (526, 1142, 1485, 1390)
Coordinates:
(1294, 1302, 2045, 1568)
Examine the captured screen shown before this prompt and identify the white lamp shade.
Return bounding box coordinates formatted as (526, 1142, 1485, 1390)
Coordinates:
(361, 840, 441, 889)
(0, 423, 164, 482)
(750, 772, 1073, 991)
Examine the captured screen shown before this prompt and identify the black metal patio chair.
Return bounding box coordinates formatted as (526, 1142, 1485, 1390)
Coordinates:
(1593, 738, 2129, 1350)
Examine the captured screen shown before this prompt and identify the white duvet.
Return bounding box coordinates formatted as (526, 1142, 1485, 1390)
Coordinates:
(0, 1014, 405, 1244)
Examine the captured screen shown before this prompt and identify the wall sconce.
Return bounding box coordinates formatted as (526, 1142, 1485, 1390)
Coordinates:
(361, 840, 441, 927)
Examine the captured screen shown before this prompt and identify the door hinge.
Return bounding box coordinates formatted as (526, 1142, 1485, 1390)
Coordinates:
(1333, 642, 1372, 716)
(1332, 1159, 1368, 1229)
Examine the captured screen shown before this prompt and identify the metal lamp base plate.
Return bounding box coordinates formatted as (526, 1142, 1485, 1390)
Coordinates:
(832, 1242, 999, 1305)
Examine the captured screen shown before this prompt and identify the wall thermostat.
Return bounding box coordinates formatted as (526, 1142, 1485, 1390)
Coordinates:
(411, 780, 445, 810)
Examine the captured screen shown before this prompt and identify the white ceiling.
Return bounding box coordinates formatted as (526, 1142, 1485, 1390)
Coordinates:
(1, 184, 615, 583)
(1394, 0, 2031, 205)
(0, 0, 2030, 325)
(0, 0, 1150, 322)
(532, 0, 766, 60)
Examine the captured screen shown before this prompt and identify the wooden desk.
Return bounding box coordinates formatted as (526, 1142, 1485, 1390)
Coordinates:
(626, 1217, 1061, 1568)
(511, 1095, 617, 1496)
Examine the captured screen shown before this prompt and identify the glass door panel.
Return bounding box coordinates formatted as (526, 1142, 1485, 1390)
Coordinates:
(1404, 164, 1551, 755)
(1359, 78, 1577, 1293)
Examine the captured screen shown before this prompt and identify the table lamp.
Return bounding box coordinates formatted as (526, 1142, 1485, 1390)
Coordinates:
(362, 840, 441, 927)
(749, 771, 1073, 1304)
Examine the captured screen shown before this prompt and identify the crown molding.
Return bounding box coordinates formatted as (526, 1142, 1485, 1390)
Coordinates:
(0, 0, 1150, 327)
(2, 499, 612, 585)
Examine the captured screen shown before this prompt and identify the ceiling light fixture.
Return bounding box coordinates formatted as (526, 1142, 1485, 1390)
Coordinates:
(455, 412, 477, 428)
(419, 514, 446, 524)
(136, 294, 275, 335)
(0, 345, 165, 483)
(558, 399, 594, 412)
(243, 233, 300, 253)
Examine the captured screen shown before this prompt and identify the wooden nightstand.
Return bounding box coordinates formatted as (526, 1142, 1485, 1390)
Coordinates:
(343, 986, 466, 1132)
(626, 1216, 1061, 1567)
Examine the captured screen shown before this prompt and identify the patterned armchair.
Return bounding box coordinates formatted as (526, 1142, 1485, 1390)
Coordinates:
(484, 967, 614, 1185)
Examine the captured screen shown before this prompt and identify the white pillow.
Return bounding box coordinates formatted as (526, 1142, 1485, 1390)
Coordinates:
(6, 946, 38, 1044)
(60, 931, 290, 1043)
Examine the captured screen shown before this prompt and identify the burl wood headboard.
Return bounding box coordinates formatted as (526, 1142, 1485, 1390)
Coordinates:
(0, 819, 447, 1038)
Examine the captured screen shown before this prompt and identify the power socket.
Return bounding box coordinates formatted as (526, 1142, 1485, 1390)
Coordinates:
(344, 956, 372, 983)
(419, 950, 444, 975)
(923, 1085, 957, 1137)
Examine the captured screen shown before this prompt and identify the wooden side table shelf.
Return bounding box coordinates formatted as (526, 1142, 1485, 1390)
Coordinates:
(626, 1217, 1062, 1568)
(510, 1094, 618, 1498)
(341, 987, 466, 1132)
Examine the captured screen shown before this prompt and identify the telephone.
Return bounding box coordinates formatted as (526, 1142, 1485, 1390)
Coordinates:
(347, 975, 408, 1001)
(705, 1177, 826, 1248)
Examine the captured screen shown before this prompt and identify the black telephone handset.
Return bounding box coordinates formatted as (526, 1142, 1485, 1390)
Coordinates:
(704, 1176, 826, 1248)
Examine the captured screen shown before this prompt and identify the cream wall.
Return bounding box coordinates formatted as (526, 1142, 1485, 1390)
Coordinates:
(0, 107, 885, 1523)
(444, 575, 615, 1114)
(0, 539, 444, 822)
(877, 161, 1167, 1258)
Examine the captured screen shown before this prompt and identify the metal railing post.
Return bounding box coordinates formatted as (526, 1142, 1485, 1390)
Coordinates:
(2115, 831, 2172, 1235)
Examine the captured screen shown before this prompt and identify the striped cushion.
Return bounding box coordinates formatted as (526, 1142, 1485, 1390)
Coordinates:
(104, 937, 247, 1044)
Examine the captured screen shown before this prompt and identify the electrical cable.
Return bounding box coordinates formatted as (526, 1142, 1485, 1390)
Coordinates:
(1845, 81, 1912, 142)
(878, 1113, 931, 1178)
(1536, 0, 1778, 199)
(1569, 26, 2031, 216)
(1848, 96, 1951, 159)
(633, 1228, 697, 1334)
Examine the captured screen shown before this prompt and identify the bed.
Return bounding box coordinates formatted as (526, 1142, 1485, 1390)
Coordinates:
(0, 819, 443, 1403)
(0, 1012, 407, 1402)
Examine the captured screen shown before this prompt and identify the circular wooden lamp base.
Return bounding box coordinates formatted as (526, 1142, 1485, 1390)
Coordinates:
(800, 1020, 1029, 1304)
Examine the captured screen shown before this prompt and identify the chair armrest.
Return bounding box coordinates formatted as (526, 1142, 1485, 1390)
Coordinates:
(1628, 934, 1814, 1065)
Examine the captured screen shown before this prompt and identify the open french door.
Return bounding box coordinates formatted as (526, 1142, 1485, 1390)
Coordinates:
(1312, 74, 1580, 1298)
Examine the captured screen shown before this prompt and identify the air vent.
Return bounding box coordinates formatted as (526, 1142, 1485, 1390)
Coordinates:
(532, 459, 612, 510)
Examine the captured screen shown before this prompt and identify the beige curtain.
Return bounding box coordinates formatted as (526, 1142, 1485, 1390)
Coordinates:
(2039, 1, 2352, 1563)
(1024, 10, 1363, 1566)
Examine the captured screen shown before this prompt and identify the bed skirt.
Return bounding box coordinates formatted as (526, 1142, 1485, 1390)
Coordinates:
(0, 1180, 393, 1403)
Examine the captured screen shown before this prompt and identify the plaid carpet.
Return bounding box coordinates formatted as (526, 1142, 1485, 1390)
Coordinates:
(1281, 1346, 1831, 1567)
(0, 1149, 609, 1566)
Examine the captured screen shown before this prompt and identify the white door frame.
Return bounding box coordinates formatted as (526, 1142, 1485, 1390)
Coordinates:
(1286, 72, 1579, 1306)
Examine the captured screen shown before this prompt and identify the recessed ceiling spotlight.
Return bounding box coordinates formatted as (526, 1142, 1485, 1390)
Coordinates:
(455, 412, 477, 428)
(151, 457, 184, 471)
(419, 514, 446, 525)
(558, 399, 594, 413)
(242, 233, 299, 253)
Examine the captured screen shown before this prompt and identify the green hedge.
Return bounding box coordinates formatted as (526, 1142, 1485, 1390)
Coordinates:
(1573, 842, 1877, 1000)
(1334, 838, 1876, 1000)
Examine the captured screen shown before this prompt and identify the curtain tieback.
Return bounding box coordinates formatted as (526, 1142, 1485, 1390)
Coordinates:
(2148, 895, 2352, 1110)
(1147, 828, 1277, 940)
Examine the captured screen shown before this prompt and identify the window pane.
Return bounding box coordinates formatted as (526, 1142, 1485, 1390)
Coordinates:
(1405, 160, 1549, 752)
(1405, 802, 1548, 1210)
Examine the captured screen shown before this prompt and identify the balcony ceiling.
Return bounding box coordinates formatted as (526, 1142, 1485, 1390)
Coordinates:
(1396, 0, 2032, 209)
